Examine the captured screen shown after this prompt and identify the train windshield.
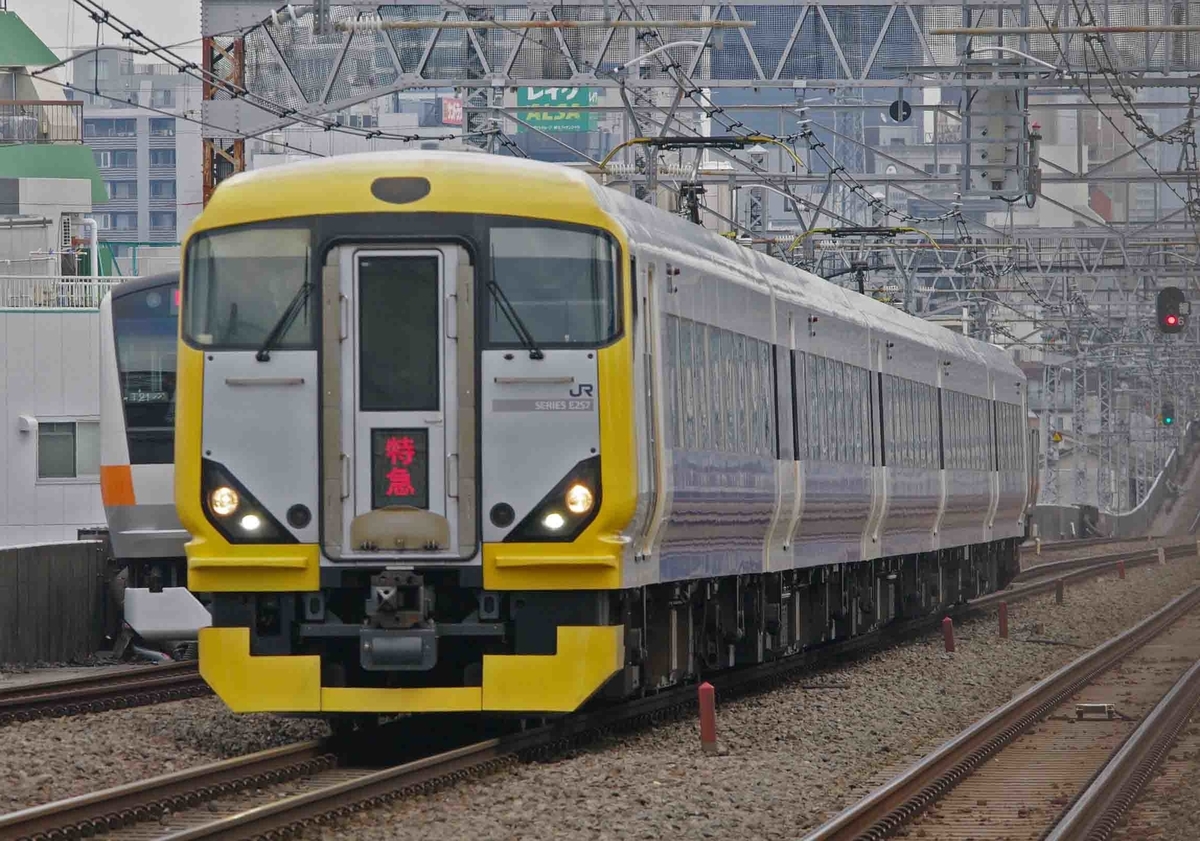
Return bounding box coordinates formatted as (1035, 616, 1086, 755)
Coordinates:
(488, 225, 619, 347)
(112, 282, 179, 464)
(183, 227, 313, 350)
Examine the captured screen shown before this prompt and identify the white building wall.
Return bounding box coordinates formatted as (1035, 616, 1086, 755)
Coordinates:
(0, 310, 105, 546)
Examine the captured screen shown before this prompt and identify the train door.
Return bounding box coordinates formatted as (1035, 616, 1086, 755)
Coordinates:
(636, 260, 669, 569)
(334, 247, 471, 560)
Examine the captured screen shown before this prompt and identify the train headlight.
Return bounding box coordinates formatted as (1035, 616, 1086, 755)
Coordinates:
(503, 456, 602, 543)
(209, 486, 239, 517)
(565, 484, 594, 514)
(201, 459, 298, 545)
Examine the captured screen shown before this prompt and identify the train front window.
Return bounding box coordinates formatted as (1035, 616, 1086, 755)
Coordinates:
(488, 226, 619, 347)
(183, 227, 312, 349)
(112, 283, 179, 464)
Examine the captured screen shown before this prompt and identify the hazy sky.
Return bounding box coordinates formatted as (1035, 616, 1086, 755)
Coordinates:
(13, 0, 202, 61)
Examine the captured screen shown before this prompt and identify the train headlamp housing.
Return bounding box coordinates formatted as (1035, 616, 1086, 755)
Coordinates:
(504, 456, 601, 543)
(201, 459, 297, 544)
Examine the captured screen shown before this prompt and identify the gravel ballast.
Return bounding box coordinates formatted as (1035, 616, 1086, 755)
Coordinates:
(0, 698, 328, 814)
(5, 554, 1198, 836)
(305, 553, 1200, 841)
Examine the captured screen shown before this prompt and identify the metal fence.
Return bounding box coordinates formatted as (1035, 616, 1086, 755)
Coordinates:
(0, 276, 129, 309)
(0, 100, 83, 144)
(0, 541, 110, 664)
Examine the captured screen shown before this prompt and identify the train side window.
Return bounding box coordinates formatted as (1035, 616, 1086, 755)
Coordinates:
(923, 385, 931, 467)
(679, 319, 694, 450)
(826, 359, 839, 462)
(923, 384, 935, 467)
(845, 365, 855, 464)
(708, 327, 724, 452)
(691, 323, 705, 453)
(793, 350, 806, 460)
(731, 334, 745, 454)
(861, 368, 873, 465)
(664, 314, 679, 449)
(749, 339, 762, 455)
(882, 374, 893, 466)
(763, 341, 775, 457)
(833, 359, 845, 462)
(816, 355, 825, 458)
(722, 331, 736, 453)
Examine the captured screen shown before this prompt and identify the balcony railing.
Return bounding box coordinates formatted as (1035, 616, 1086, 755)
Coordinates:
(0, 101, 83, 144)
(0, 276, 128, 309)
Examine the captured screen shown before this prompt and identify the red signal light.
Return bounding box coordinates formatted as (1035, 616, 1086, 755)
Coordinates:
(1167, 315, 1178, 326)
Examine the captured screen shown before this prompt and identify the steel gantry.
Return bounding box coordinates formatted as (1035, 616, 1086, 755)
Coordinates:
(190, 0, 1200, 513)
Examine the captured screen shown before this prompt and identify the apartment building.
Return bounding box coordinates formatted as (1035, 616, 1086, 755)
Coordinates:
(70, 49, 201, 268)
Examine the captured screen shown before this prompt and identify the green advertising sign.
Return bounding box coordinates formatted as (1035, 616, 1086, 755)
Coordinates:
(516, 87, 599, 133)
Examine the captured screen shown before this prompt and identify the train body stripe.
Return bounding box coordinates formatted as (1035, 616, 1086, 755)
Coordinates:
(100, 465, 136, 507)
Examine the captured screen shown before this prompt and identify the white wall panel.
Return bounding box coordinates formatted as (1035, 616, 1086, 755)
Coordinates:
(0, 311, 104, 547)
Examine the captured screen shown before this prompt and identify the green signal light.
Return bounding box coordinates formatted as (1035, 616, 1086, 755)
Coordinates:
(1165, 415, 1174, 425)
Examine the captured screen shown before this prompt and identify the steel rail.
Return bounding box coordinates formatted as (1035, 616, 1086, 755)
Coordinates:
(1045, 654, 1200, 841)
(0, 662, 209, 726)
(799, 582, 1200, 841)
(0, 741, 333, 841)
(5, 542, 1193, 841)
(1011, 540, 1194, 585)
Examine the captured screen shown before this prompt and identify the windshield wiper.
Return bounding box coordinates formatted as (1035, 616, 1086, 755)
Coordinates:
(256, 281, 311, 362)
(487, 281, 544, 360)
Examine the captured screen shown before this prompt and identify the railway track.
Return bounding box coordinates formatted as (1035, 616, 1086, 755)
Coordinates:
(0, 662, 209, 726)
(1011, 538, 1196, 587)
(801, 581, 1200, 841)
(6, 542, 1197, 841)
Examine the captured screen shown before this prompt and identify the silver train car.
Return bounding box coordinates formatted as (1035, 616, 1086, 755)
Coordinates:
(99, 273, 209, 646)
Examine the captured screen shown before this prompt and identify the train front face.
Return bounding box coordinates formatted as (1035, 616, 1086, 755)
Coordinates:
(177, 155, 637, 716)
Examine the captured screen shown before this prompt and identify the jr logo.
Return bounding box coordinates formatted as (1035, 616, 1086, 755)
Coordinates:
(569, 383, 594, 398)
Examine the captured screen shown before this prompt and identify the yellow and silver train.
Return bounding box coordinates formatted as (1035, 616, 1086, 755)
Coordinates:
(179, 152, 1031, 718)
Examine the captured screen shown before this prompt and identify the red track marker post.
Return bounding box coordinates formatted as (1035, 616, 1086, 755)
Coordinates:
(698, 681, 717, 754)
(1056, 578, 1065, 604)
(999, 602, 1008, 639)
(942, 617, 955, 653)
(1118, 560, 1125, 580)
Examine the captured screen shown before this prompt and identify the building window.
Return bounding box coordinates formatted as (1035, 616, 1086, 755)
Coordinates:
(150, 149, 176, 167)
(37, 420, 100, 481)
(150, 211, 176, 230)
(105, 180, 137, 200)
(104, 212, 138, 231)
(150, 179, 176, 199)
(84, 118, 137, 137)
(151, 89, 175, 108)
(99, 149, 137, 168)
(149, 117, 176, 136)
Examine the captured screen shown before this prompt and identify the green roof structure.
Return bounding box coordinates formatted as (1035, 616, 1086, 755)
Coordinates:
(0, 144, 108, 204)
(0, 11, 59, 69)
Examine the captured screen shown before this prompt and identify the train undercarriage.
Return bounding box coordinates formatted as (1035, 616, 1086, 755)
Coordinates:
(619, 538, 1020, 697)
(207, 538, 1020, 719)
